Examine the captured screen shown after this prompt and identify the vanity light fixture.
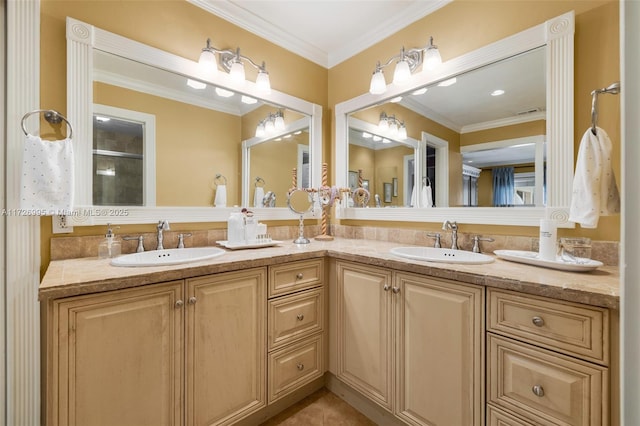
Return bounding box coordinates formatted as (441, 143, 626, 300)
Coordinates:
(198, 39, 272, 94)
(378, 112, 408, 140)
(369, 36, 442, 95)
(255, 111, 285, 137)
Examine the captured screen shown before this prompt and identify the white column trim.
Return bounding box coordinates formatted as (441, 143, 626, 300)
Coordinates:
(0, 0, 6, 423)
(6, 0, 42, 425)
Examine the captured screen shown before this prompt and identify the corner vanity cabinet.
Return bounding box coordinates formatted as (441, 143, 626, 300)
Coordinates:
(45, 259, 325, 426)
(332, 260, 484, 426)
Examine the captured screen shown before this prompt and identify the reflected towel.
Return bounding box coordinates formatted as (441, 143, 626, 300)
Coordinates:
(422, 184, 433, 208)
(410, 184, 417, 207)
(214, 184, 227, 207)
(569, 127, 620, 228)
(253, 186, 264, 208)
(20, 134, 74, 214)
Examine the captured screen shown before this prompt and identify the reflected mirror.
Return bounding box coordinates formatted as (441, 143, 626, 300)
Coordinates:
(67, 17, 322, 224)
(336, 12, 574, 226)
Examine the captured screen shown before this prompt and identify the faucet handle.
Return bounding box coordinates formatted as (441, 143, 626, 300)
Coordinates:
(177, 233, 192, 249)
(158, 220, 170, 230)
(123, 235, 145, 253)
(472, 236, 495, 253)
(427, 232, 441, 248)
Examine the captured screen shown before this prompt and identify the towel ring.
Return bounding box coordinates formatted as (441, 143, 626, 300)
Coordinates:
(254, 177, 265, 188)
(21, 109, 73, 139)
(590, 82, 620, 135)
(214, 173, 227, 186)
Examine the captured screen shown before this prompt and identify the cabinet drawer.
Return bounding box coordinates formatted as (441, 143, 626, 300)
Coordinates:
(488, 289, 609, 364)
(268, 288, 323, 350)
(268, 259, 324, 297)
(488, 334, 607, 426)
(268, 334, 323, 403)
(487, 404, 533, 426)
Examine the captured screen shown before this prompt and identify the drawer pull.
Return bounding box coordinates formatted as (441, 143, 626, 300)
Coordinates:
(296, 314, 304, 321)
(531, 316, 545, 327)
(296, 363, 304, 371)
(383, 284, 391, 291)
(392, 286, 401, 294)
(175, 300, 184, 308)
(532, 385, 545, 397)
(188, 297, 197, 305)
(296, 273, 304, 280)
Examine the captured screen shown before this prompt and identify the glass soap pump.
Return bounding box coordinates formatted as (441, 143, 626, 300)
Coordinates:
(98, 223, 121, 259)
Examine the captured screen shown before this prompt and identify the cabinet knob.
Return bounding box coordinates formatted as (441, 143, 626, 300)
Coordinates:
(532, 385, 545, 397)
(188, 297, 197, 305)
(383, 284, 391, 291)
(175, 300, 184, 308)
(297, 314, 305, 321)
(392, 287, 400, 294)
(296, 273, 304, 279)
(296, 363, 304, 371)
(531, 316, 545, 327)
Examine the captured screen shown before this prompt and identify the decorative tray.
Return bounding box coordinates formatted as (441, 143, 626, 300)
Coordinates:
(216, 240, 282, 250)
(493, 250, 603, 272)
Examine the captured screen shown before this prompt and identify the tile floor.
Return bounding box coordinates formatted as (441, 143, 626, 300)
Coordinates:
(260, 388, 376, 425)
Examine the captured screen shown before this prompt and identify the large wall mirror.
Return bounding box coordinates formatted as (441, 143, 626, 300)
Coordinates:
(335, 11, 574, 227)
(66, 17, 322, 225)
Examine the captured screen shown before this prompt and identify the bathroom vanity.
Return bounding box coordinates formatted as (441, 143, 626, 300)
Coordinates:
(39, 239, 619, 426)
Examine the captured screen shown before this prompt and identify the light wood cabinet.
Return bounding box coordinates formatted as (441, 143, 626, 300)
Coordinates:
(334, 261, 484, 425)
(186, 269, 267, 426)
(267, 260, 325, 404)
(487, 289, 611, 426)
(47, 280, 184, 426)
(47, 268, 267, 426)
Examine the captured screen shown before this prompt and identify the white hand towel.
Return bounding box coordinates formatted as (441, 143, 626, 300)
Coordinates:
(410, 184, 417, 207)
(569, 127, 620, 228)
(422, 184, 433, 208)
(253, 186, 265, 208)
(20, 134, 74, 214)
(214, 184, 227, 207)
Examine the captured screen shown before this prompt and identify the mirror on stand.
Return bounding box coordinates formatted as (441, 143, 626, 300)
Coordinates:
(287, 189, 314, 244)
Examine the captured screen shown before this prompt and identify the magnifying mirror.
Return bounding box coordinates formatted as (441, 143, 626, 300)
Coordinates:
(287, 189, 313, 244)
(351, 187, 370, 208)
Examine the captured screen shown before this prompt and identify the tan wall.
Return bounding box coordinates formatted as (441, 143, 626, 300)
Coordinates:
(94, 82, 241, 207)
(461, 120, 546, 147)
(329, 0, 620, 240)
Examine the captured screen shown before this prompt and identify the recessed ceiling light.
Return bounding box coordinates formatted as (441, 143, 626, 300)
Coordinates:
(491, 89, 505, 96)
(241, 95, 257, 104)
(284, 134, 292, 139)
(437, 77, 457, 87)
(215, 87, 234, 97)
(187, 78, 206, 89)
(95, 116, 111, 123)
(412, 87, 428, 95)
(294, 130, 302, 135)
(390, 96, 403, 103)
(372, 135, 382, 142)
(362, 132, 373, 138)
(382, 138, 391, 144)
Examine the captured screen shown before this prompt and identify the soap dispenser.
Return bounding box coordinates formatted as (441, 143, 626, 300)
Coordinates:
(98, 223, 122, 259)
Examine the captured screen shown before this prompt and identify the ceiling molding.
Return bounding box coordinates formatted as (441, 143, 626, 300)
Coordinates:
(187, 0, 453, 68)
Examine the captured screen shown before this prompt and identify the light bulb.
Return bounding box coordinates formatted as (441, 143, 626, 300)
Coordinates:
(423, 37, 442, 71)
(274, 114, 285, 131)
(389, 120, 398, 135)
(265, 119, 275, 134)
(256, 70, 271, 94)
(393, 59, 411, 85)
(198, 49, 217, 74)
(369, 69, 386, 95)
(378, 117, 389, 131)
(398, 125, 407, 140)
(230, 60, 245, 84)
(255, 123, 265, 137)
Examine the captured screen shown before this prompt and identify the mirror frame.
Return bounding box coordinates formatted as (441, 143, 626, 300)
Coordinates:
(335, 11, 574, 227)
(66, 17, 322, 225)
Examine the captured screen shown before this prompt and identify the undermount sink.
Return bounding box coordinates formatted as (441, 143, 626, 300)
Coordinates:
(110, 247, 226, 267)
(390, 246, 495, 265)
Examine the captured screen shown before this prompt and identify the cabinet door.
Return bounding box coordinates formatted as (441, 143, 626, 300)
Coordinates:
(186, 268, 267, 426)
(395, 272, 484, 426)
(51, 281, 184, 426)
(335, 261, 393, 410)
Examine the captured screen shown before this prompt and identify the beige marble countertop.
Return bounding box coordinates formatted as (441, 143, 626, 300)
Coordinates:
(40, 238, 620, 309)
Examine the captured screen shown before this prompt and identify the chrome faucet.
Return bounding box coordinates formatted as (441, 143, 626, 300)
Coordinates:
(156, 220, 170, 250)
(442, 220, 459, 250)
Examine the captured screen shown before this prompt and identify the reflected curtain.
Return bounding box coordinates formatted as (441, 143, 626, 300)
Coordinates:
(492, 167, 514, 206)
